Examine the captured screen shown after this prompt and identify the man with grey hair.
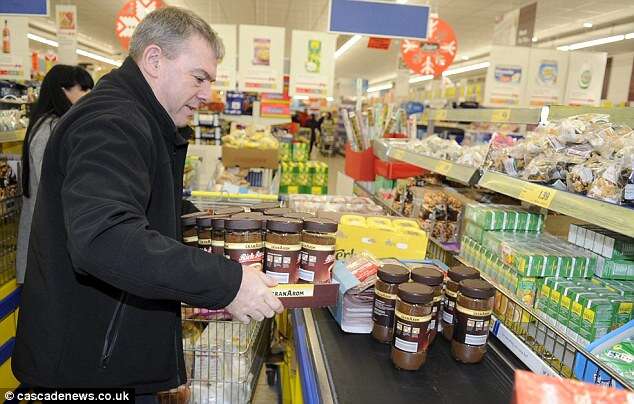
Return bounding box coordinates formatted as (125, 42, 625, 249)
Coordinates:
(12, 7, 283, 400)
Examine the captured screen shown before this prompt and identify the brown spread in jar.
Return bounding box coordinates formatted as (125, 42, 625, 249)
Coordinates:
(264, 207, 292, 217)
(299, 218, 338, 283)
(372, 264, 410, 343)
(196, 215, 213, 253)
(181, 212, 208, 247)
(265, 218, 303, 284)
(283, 212, 316, 220)
(224, 218, 264, 271)
(451, 279, 495, 364)
(441, 265, 479, 341)
(411, 266, 444, 344)
(390, 283, 434, 370)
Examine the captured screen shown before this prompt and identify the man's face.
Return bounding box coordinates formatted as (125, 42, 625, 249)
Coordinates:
(157, 34, 217, 127)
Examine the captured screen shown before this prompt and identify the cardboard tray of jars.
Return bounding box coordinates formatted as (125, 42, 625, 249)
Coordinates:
(455, 255, 633, 389)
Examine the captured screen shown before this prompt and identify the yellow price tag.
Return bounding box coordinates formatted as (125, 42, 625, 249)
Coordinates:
(519, 185, 556, 209)
(435, 160, 452, 175)
(311, 186, 322, 195)
(491, 109, 511, 122)
(287, 186, 299, 194)
(434, 110, 448, 121)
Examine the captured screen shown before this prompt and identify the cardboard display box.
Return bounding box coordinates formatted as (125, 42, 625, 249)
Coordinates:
(270, 282, 339, 309)
(222, 146, 279, 169)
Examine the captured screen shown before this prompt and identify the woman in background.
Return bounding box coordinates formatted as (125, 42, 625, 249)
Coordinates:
(16, 65, 94, 283)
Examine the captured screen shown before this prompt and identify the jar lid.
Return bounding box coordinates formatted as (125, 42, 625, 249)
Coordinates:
(264, 207, 291, 216)
(232, 212, 264, 219)
(224, 218, 262, 231)
(459, 279, 495, 299)
(195, 215, 214, 228)
(448, 265, 479, 282)
(249, 202, 280, 212)
(410, 266, 443, 286)
(211, 216, 228, 230)
(397, 283, 433, 304)
(181, 212, 209, 226)
(303, 218, 338, 233)
(267, 218, 303, 233)
(283, 212, 316, 220)
(377, 264, 409, 284)
(214, 206, 246, 216)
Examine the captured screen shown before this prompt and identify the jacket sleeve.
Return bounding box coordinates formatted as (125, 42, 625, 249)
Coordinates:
(60, 113, 242, 309)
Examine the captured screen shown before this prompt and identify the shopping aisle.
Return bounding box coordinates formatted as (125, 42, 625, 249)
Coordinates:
(311, 149, 345, 194)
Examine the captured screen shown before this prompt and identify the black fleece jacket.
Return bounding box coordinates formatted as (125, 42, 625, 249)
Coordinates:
(12, 57, 242, 393)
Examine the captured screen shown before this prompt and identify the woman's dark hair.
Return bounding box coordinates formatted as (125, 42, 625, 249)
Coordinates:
(21, 65, 94, 197)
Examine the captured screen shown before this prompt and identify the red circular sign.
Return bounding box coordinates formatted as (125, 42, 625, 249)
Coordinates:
(400, 17, 457, 77)
(115, 0, 165, 51)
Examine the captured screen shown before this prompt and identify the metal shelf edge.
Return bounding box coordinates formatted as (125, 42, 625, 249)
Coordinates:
(387, 146, 480, 185)
(478, 171, 634, 238)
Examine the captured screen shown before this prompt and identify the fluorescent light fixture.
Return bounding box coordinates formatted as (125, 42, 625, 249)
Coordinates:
(76, 49, 122, 67)
(626, 32, 634, 39)
(335, 35, 362, 59)
(409, 74, 433, 84)
(442, 61, 490, 76)
(396, 0, 408, 3)
(27, 33, 59, 47)
(326, 96, 334, 102)
(583, 22, 593, 28)
(557, 34, 625, 51)
(461, 55, 470, 61)
(366, 82, 393, 93)
(29, 32, 122, 66)
(293, 95, 309, 100)
(532, 36, 538, 42)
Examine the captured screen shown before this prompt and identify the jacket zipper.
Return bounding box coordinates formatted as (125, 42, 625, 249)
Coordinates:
(99, 292, 128, 369)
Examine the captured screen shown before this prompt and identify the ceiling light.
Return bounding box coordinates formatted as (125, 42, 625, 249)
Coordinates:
(557, 34, 625, 51)
(335, 35, 362, 59)
(583, 22, 593, 28)
(27, 33, 59, 47)
(461, 55, 470, 61)
(367, 82, 393, 93)
(326, 96, 334, 102)
(396, 0, 408, 3)
(409, 75, 433, 84)
(76, 49, 122, 67)
(293, 95, 309, 100)
(442, 61, 490, 76)
(532, 36, 538, 42)
(626, 32, 634, 39)
(29, 32, 122, 66)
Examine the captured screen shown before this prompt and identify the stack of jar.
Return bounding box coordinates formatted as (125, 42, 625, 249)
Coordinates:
(371, 263, 495, 370)
(180, 205, 338, 284)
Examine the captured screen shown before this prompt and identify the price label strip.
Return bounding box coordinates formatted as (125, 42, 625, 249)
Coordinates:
(434, 110, 448, 121)
(435, 160, 452, 176)
(519, 185, 556, 209)
(491, 109, 511, 122)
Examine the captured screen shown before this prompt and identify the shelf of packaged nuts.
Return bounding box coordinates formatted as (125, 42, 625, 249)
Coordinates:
(421, 108, 543, 125)
(478, 170, 634, 239)
(454, 254, 633, 389)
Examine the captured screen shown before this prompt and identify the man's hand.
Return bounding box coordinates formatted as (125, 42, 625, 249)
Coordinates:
(225, 266, 284, 323)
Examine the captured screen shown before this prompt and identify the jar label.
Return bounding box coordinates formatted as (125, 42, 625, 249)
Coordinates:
(445, 289, 457, 298)
(372, 291, 397, 327)
(301, 242, 336, 252)
(198, 239, 212, 246)
(454, 304, 491, 347)
(225, 242, 264, 249)
(183, 235, 198, 243)
(225, 243, 264, 270)
(442, 310, 453, 324)
(212, 245, 225, 255)
(265, 242, 302, 251)
(433, 295, 442, 303)
(266, 270, 290, 284)
(300, 246, 335, 284)
(394, 310, 431, 353)
(265, 246, 300, 283)
(211, 240, 225, 247)
(298, 268, 315, 282)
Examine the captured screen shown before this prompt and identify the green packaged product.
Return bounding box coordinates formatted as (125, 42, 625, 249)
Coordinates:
(596, 340, 634, 385)
(610, 298, 634, 330)
(556, 286, 586, 330)
(596, 257, 634, 281)
(280, 162, 294, 186)
(292, 142, 309, 162)
(279, 142, 292, 162)
(580, 297, 614, 341)
(569, 291, 596, 336)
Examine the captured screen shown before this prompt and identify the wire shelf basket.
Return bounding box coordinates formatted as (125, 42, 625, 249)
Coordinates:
(159, 308, 271, 404)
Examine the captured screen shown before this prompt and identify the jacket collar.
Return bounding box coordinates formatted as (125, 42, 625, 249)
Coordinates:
(114, 57, 190, 146)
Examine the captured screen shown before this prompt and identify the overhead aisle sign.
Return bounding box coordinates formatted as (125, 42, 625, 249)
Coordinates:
(524, 48, 568, 107)
(211, 24, 237, 91)
(0, 0, 48, 16)
(289, 30, 337, 98)
(564, 51, 607, 106)
(329, 0, 430, 40)
(56, 4, 77, 65)
(484, 46, 530, 107)
(238, 25, 285, 94)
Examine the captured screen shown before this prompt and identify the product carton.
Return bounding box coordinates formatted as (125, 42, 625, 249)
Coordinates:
(222, 145, 279, 169)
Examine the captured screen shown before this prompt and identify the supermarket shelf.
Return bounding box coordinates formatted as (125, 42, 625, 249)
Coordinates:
(0, 129, 26, 143)
(422, 108, 542, 124)
(387, 145, 480, 185)
(479, 170, 634, 238)
(455, 254, 633, 389)
(221, 114, 291, 126)
(352, 181, 402, 217)
(546, 105, 634, 128)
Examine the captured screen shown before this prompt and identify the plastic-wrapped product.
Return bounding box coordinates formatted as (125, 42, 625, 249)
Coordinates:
(587, 162, 627, 204)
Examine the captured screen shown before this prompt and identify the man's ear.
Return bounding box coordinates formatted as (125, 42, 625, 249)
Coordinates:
(139, 44, 162, 79)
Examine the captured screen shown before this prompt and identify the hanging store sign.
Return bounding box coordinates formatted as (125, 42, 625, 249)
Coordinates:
(524, 48, 568, 106)
(483, 46, 530, 107)
(400, 17, 457, 77)
(115, 0, 165, 51)
(0, 0, 48, 16)
(564, 51, 607, 106)
(329, 0, 430, 40)
(56, 4, 77, 65)
(367, 37, 391, 50)
(211, 24, 237, 91)
(238, 25, 285, 93)
(0, 16, 29, 80)
(289, 30, 337, 98)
